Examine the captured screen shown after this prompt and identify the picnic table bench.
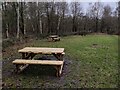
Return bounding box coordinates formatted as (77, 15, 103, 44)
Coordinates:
(12, 47, 65, 77)
(47, 35, 60, 42)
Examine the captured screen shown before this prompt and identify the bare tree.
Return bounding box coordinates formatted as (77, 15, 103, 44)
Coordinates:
(2, 2, 9, 38)
(118, 1, 120, 34)
(71, 2, 82, 32)
(88, 2, 103, 32)
(19, 2, 24, 36)
(17, 2, 20, 38)
(55, 2, 68, 35)
(2, 2, 119, 40)
(102, 4, 112, 33)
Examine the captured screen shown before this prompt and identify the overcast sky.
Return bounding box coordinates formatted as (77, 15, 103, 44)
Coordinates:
(67, 0, 119, 2)
(3, 0, 119, 11)
(3, 0, 119, 2)
(81, 2, 118, 13)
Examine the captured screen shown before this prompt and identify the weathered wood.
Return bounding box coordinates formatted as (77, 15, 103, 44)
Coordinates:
(14, 64, 29, 73)
(13, 59, 64, 65)
(47, 35, 60, 42)
(54, 66, 60, 77)
(62, 52, 65, 55)
(54, 60, 64, 77)
(18, 47, 64, 54)
(49, 35, 59, 38)
(52, 53, 64, 60)
(13, 59, 64, 77)
(15, 47, 65, 77)
(53, 37, 60, 41)
(59, 60, 64, 75)
(19, 64, 29, 72)
(22, 53, 36, 59)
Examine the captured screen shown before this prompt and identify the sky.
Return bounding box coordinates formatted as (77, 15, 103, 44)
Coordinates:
(2, 0, 119, 12)
(67, 0, 119, 2)
(81, 2, 118, 13)
(3, 0, 120, 2)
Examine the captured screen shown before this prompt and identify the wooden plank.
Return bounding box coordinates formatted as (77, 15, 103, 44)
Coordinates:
(53, 37, 60, 41)
(59, 60, 64, 75)
(18, 47, 64, 54)
(19, 64, 29, 72)
(62, 52, 65, 55)
(52, 53, 63, 60)
(13, 59, 64, 65)
(54, 37, 60, 39)
(54, 60, 64, 77)
(49, 35, 58, 38)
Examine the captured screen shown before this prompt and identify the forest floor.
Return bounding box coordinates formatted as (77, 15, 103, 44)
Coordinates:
(2, 35, 119, 88)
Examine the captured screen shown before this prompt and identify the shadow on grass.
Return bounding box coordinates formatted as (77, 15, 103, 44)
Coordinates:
(21, 64, 56, 77)
(18, 56, 60, 77)
(2, 55, 71, 88)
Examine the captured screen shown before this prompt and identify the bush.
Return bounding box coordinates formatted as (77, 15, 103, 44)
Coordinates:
(2, 39, 14, 49)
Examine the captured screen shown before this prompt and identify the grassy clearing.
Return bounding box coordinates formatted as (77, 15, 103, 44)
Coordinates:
(2, 35, 118, 88)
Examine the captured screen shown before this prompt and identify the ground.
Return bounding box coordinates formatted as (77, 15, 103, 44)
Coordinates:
(2, 35, 119, 88)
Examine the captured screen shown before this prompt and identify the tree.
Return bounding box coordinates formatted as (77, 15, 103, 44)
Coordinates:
(55, 2, 68, 35)
(88, 2, 103, 32)
(118, 1, 120, 34)
(16, 2, 20, 38)
(71, 2, 82, 32)
(2, 2, 119, 40)
(19, 2, 24, 36)
(102, 4, 112, 33)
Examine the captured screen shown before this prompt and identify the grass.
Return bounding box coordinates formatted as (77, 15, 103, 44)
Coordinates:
(2, 35, 118, 88)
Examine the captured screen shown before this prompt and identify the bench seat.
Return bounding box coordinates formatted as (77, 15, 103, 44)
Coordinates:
(12, 59, 64, 77)
(13, 59, 63, 65)
(47, 36, 60, 42)
(54, 37, 60, 40)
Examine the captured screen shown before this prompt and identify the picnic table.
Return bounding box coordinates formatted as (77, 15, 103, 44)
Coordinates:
(12, 47, 65, 77)
(47, 35, 60, 41)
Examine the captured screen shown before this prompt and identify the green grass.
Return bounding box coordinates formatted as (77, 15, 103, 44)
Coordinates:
(2, 35, 118, 88)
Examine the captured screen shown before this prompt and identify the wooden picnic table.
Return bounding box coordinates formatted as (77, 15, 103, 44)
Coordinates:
(13, 47, 65, 77)
(18, 47, 64, 60)
(47, 35, 60, 41)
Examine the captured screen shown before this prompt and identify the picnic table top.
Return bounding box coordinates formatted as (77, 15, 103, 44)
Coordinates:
(18, 47, 64, 54)
(49, 35, 59, 38)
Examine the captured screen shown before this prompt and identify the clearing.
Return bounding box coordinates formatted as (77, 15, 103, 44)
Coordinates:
(2, 35, 118, 88)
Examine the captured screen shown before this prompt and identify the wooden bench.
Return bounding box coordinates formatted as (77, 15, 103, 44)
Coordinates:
(53, 37, 60, 41)
(47, 35, 60, 42)
(12, 59, 64, 77)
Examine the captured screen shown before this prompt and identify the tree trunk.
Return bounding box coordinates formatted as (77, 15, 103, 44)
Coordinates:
(118, 1, 120, 34)
(72, 16, 75, 32)
(24, 23, 26, 35)
(57, 16, 61, 34)
(39, 17, 42, 34)
(17, 3, 20, 38)
(20, 2, 24, 36)
(6, 24, 9, 38)
(95, 17, 98, 32)
(46, 3, 51, 35)
(32, 24, 35, 32)
(3, 2, 9, 38)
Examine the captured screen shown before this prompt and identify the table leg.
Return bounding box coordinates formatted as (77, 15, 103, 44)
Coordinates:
(54, 64, 63, 77)
(15, 64, 20, 73)
(54, 65, 60, 77)
(18, 53, 36, 73)
(30, 53, 36, 59)
(22, 53, 26, 59)
(52, 53, 63, 60)
(22, 53, 36, 59)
